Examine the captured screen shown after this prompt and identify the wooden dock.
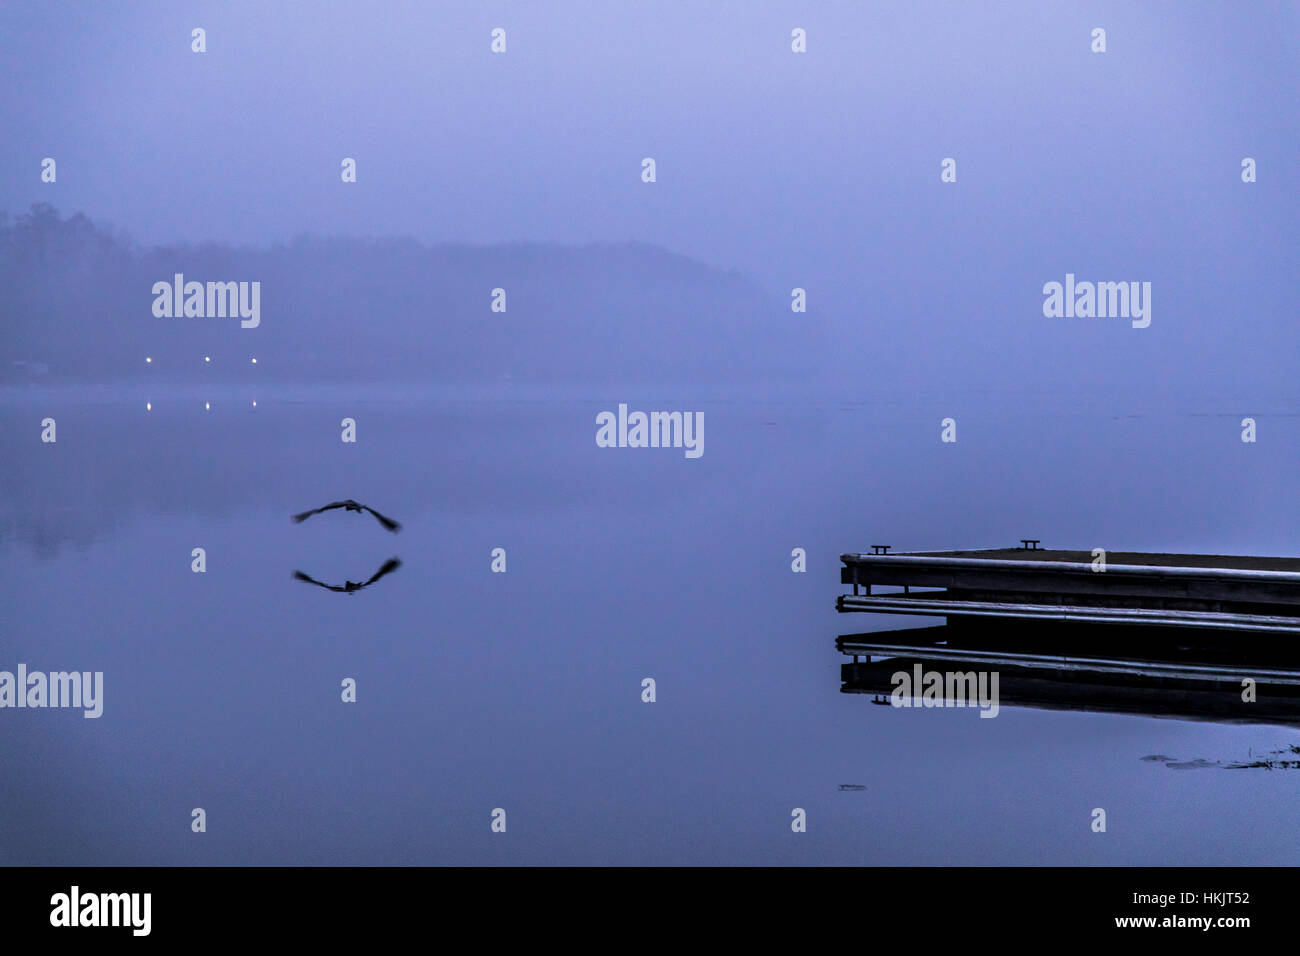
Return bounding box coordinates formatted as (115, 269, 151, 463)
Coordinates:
(837, 546, 1300, 634)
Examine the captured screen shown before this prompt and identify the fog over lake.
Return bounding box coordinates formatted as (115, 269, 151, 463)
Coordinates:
(1, 2, 1296, 865)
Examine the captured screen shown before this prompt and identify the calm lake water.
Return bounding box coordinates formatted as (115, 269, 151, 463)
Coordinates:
(2, 383, 1297, 865)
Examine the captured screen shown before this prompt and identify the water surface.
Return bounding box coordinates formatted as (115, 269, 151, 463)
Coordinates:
(2, 384, 1297, 865)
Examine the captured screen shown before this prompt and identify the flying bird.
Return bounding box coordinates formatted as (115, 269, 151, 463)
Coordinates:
(293, 557, 403, 594)
(292, 499, 401, 532)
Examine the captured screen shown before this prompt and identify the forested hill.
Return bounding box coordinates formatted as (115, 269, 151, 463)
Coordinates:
(1, 205, 822, 385)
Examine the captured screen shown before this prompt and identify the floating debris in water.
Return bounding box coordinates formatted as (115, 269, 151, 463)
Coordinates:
(1141, 747, 1300, 771)
(838, 784, 867, 792)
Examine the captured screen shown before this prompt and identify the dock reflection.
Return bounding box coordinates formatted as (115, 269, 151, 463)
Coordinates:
(837, 621, 1300, 726)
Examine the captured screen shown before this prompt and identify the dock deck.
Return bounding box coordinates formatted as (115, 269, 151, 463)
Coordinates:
(837, 546, 1300, 634)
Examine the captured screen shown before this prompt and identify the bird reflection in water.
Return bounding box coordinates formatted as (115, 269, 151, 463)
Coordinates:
(293, 557, 402, 594)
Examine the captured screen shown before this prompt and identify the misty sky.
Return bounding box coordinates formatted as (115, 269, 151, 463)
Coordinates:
(2, 2, 1296, 395)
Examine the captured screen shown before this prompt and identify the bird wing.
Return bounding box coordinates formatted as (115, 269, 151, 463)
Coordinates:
(292, 501, 349, 522)
(362, 505, 402, 532)
(363, 557, 403, 586)
(293, 569, 339, 591)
